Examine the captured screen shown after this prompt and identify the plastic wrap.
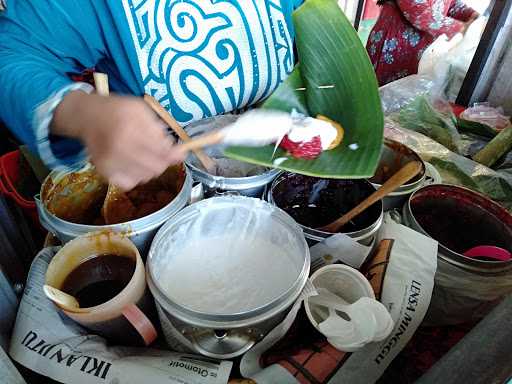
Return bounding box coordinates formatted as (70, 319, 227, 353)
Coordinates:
(384, 119, 512, 211)
(460, 102, 511, 131)
(379, 74, 439, 116)
(417, 17, 488, 102)
(457, 133, 490, 158)
(390, 96, 462, 153)
(380, 18, 488, 113)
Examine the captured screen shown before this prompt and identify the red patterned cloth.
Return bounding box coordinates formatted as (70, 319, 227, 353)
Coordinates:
(367, 0, 478, 86)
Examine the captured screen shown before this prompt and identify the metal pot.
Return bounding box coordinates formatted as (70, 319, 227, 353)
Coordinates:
(36, 166, 192, 255)
(403, 184, 512, 273)
(267, 173, 383, 247)
(403, 184, 512, 325)
(184, 116, 280, 198)
(369, 139, 427, 211)
(147, 196, 310, 359)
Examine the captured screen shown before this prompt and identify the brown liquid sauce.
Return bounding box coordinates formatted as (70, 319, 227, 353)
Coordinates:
(272, 174, 382, 233)
(61, 254, 136, 308)
(44, 165, 186, 225)
(370, 140, 424, 185)
(43, 169, 108, 224)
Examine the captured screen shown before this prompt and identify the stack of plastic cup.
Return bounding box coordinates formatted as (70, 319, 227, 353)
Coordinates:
(305, 264, 394, 352)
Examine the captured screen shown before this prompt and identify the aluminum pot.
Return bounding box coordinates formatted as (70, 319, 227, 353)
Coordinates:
(403, 184, 512, 325)
(267, 173, 383, 247)
(369, 139, 427, 211)
(36, 166, 192, 255)
(147, 196, 310, 359)
(184, 115, 280, 198)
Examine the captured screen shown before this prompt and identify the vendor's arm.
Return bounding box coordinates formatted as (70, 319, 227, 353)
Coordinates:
(396, 0, 465, 39)
(0, 1, 98, 169)
(448, 0, 479, 22)
(52, 92, 185, 190)
(0, 2, 183, 190)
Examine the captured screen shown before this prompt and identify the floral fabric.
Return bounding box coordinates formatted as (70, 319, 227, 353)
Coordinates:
(367, 0, 477, 86)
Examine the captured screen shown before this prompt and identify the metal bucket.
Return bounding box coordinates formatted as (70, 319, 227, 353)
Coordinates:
(36, 166, 192, 255)
(403, 184, 512, 325)
(184, 116, 280, 198)
(267, 173, 383, 247)
(369, 139, 427, 211)
(147, 196, 310, 359)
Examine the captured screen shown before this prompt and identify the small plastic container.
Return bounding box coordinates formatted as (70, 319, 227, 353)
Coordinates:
(305, 264, 375, 330)
(0, 150, 39, 225)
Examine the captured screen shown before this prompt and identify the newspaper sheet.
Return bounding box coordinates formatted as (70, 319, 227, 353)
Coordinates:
(1, 344, 26, 384)
(240, 215, 438, 384)
(9, 247, 232, 384)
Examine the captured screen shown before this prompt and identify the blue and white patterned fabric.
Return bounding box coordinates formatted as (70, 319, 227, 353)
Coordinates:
(123, 0, 296, 125)
(0, 0, 303, 168)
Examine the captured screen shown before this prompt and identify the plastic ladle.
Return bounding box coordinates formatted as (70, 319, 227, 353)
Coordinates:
(320, 308, 370, 352)
(311, 294, 378, 343)
(463, 245, 512, 262)
(311, 289, 394, 343)
(43, 285, 88, 314)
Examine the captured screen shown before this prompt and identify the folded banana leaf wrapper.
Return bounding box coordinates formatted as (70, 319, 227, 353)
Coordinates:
(224, 0, 384, 178)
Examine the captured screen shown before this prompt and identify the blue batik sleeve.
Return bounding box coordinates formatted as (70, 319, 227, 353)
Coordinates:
(282, 0, 305, 40)
(0, 1, 106, 169)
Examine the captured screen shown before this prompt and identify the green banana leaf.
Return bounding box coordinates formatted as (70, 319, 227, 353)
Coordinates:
(457, 118, 498, 139)
(224, 0, 383, 178)
(259, 66, 308, 115)
(395, 96, 461, 153)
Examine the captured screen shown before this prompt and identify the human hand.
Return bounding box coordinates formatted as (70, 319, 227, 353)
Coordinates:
(52, 91, 186, 190)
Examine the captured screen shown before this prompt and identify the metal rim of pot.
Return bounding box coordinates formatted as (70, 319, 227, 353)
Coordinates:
(183, 114, 280, 194)
(185, 161, 281, 192)
(36, 165, 193, 239)
(403, 184, 512, 274)
(369, 138, 427, 195)
(146, 196, 311, 330)
(267, 172, 384, 243)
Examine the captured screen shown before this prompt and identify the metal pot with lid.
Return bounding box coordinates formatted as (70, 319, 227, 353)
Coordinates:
(147, 196, 310, 359)
(403, 184, 512, 273)
(267, 172, 383, 247)
(184, 115, 280, 198)
(369, 139, 431, 211)
(403, 184, 512, 325)
(36, 163, 192, 254)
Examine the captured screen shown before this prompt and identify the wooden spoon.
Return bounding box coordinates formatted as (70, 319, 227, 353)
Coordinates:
(143, 94, 217, 174)
(93, 73, 137, 223)
(318, 161, 423, 233)
(43, 285, 88, 313)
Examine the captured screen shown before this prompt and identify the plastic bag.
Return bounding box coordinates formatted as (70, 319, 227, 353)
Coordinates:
(460, 102, 511, 131)
(389, 96, 462, 154)
(379, 74, 439, 116)
(457, 133, 493, 158)
(418, 33, 462, 77)
(417, 17, 488, 102)
(384, 118, 512, 211)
